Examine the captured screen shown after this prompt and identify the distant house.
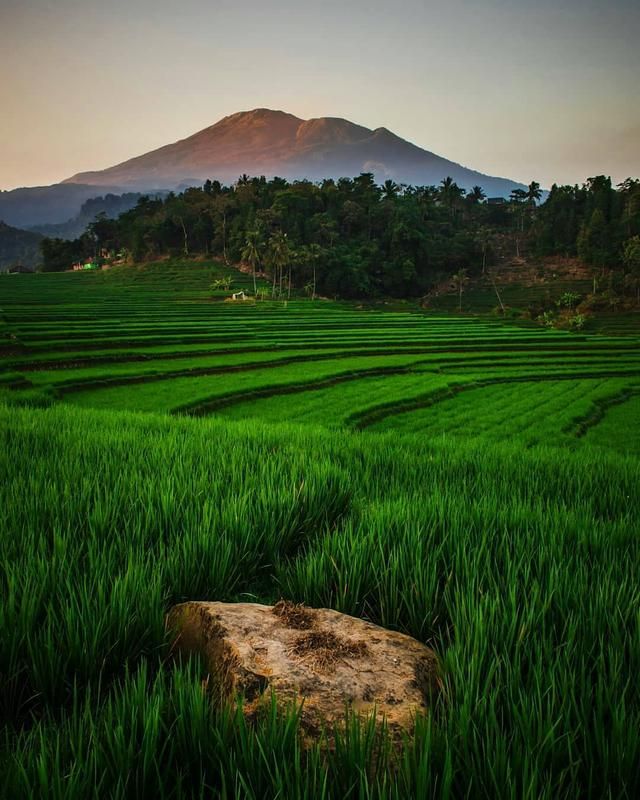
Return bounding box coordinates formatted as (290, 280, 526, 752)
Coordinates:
(487, 197, 507, 206)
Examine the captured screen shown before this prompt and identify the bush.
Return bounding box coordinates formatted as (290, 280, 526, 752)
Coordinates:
(557, 291, 582, 309)
(565, 312, 588, 330)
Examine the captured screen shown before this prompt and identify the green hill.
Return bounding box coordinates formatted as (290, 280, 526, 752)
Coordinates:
(0, 220, 42, 271)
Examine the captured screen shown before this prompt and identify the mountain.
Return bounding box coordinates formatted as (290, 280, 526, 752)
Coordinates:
(0, 183, 124, 229)
(30, 192, 158, 240)
(0, 221, 43, 271)
(2, 109, 526, 229)
(64, 109, 524, 196)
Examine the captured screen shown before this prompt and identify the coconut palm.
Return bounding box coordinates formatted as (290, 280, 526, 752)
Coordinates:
(439, 177, 466, 218)
(510, 188, 528, 234)
(526, 181, 543, 206)
(468, 185, 486, 204)
(267, 231, 291, 298)
(299, 243, 322, 300)
(381, 179, 400, 201)
(241, 230, 263, 296)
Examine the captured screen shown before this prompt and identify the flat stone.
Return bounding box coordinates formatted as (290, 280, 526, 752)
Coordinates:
(166, 600, 439, 738)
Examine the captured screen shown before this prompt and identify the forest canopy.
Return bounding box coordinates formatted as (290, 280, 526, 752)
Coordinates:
(39, 174, 640, 300)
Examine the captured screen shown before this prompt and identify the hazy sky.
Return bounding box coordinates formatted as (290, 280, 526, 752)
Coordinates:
(1, 0, 639, 190)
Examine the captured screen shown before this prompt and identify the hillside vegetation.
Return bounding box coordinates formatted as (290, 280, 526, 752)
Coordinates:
(36, 175, 640, 326)
(0, 221, 42, 271)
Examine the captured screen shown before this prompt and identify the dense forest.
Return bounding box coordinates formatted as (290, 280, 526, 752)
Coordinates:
(39, 174, 640, 300)
(0, 221, 42, 272)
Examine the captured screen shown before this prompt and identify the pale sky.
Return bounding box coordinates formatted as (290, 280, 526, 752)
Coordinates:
(1, 0, 639, 190)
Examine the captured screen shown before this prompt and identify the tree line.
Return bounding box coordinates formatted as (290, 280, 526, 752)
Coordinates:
(40, 173, 640, 300)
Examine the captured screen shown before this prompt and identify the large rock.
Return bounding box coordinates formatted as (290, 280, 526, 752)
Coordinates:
(166, 601, 439, 738)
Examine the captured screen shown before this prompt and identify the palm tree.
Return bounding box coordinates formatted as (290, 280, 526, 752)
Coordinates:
(526, 181, 542, 206)
(169, 199, 191, 256)
(267, 231, 290, 298)
(288, 249, 298, 300)
(301, 243, 322, 300)
(509, 188, 528, 236)
(414, 185, 437, 214)
(618, 179, 640, 237)
(468, 185, 486, 204)
(241, 230, 262, 296)
(381, 179, 400, 201)
(210, 194, 232, 264)
(439, 177, 465, 218)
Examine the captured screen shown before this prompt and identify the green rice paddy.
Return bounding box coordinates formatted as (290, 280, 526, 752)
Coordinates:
(1, 263, 639, 798)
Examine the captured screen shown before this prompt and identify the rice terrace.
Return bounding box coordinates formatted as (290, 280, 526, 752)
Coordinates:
(2, 1, 640, 795)
(1, 252, 639, 798)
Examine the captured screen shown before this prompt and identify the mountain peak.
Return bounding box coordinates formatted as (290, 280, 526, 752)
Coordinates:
(296, 116, 372, 147)
(222, 108, 302, 123)
(62, 109, 525, 197)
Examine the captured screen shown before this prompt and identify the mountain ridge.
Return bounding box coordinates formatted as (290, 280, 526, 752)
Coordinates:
(64, 108, 524, 196)
(1, 109, 528, 228)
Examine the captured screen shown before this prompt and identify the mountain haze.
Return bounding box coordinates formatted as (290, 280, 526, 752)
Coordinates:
(0, 184, 120, 229)
(65, 109, 524, 195)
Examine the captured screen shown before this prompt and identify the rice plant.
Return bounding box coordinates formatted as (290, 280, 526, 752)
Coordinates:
(1, 266, 639, 797)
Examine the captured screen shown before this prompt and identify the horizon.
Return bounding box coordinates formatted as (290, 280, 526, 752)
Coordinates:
(2, 0, 639, 192)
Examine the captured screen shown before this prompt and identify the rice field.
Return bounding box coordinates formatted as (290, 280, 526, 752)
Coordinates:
(1, 263, 639, 798)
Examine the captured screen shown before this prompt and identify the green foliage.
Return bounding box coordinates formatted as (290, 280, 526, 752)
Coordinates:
(40, 236, 90, 272)
(622, 236, 640, 304)
(1, 266, 639, 798)
(210, 276, 233, 292)
(577, 208, 612, 267)
(0, 221, 43, 271)
(37, 173, 640, 298)
(556, 291, 582, 309)
(36, 174, 498, 296)
(538, 310, 556, 328)
(567, 312, 587, 330)
(537, 306, 588, 331)
(0, 403, 639, 798)
(623, 236, 640, 272)
(535, 176, 640, 280)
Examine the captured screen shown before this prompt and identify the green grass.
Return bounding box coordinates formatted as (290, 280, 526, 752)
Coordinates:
(1, 264, 639, 798)
(2, 404, 640, 799)
(61, 355, 433, 413)
(580, 390, 640, 456)
(214, 372, 451, 427)
(368, 377, 636, 445)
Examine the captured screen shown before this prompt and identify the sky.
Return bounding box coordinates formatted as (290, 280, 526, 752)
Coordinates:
(1, 0, 639, 191)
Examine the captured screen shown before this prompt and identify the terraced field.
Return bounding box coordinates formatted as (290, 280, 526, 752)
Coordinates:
(2, 264, 639, 453)
(1, 263, 639, 798)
